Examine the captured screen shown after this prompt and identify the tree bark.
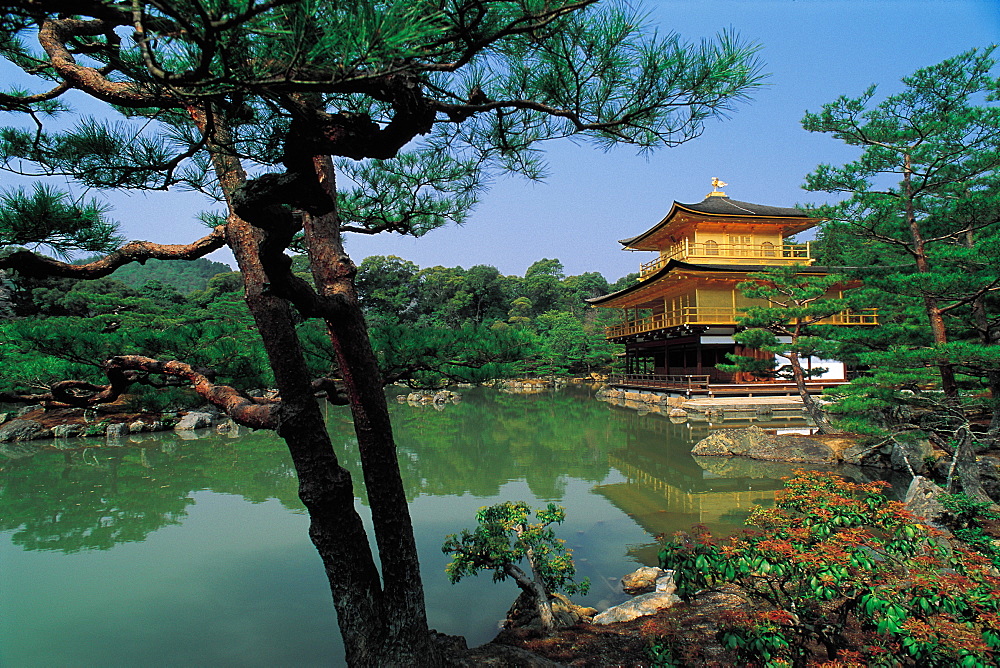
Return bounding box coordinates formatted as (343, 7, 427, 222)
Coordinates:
(903, 156, 959, 399)
(297, 154, 437, 664)
(504, 563, 556, 634)
(191, 108, 400, 666)
(786, 350, 837, 434)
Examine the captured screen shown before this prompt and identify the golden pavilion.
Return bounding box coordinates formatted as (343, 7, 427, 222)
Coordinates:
(587, 181, 877, 396)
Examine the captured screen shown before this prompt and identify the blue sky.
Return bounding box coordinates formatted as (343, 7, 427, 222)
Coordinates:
(3, 1, 999, 282)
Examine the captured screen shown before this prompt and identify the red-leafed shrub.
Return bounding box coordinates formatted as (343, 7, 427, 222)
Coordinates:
(658, 471, 1000, 667)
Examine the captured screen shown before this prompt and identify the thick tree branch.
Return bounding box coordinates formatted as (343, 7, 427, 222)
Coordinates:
(0, 225, 226, 278)
(106, 355, 279, 428)
(0, 357, 279, 429)
(0, 80, 71, 110)
(37, 16, 180, 108)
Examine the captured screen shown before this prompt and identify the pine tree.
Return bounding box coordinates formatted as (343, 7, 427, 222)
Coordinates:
(0, 2, 765, 663)
(718, 265, 857, 433)
(804, 47, 1000, 502)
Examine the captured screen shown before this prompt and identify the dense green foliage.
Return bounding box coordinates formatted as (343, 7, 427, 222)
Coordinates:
(443, 501, 588, 594)
(660, 471, 1000, 667)
(356, 255, 630, 378)
(0, 269, 271, 410)
(0, 253, 628, 407)
(800, 48, 1000, 451)
(0, 185, 124, 259)
(938, 493, 1000, 569)
(108, 258, 234, 294)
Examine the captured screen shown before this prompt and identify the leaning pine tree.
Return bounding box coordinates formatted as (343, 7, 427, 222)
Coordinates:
(0, 1, 765, 664)
(718, 265, 855, 434)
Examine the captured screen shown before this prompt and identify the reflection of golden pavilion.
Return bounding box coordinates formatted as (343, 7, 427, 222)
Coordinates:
(588, 182, 878, 396)
(599, 452, 777, 533)
(593, 414, 794, 542)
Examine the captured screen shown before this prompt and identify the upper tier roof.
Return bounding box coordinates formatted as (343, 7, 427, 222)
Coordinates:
(679, 196, 808, 218)
(619, 196, 818, 250)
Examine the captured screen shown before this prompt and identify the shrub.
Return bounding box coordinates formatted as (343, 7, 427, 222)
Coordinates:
(658, 471, 1000, 667)
(442, 501, 588, 633)
(938, 492, 1000, 569)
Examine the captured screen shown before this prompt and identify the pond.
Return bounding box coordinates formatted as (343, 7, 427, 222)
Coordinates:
(1, 385, 810, 666)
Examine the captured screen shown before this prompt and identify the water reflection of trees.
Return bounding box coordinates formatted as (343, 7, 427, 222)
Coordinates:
(1, 388, 627, 552)
(9, 388, 839, 555)
(339, 387, 624, 504)
(0, 432, 301, 553)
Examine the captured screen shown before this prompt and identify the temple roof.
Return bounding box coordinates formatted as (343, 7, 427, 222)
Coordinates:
(619, 196, 817, 250)
(681, 196, 808, 218)
(586, 259, 841, 308)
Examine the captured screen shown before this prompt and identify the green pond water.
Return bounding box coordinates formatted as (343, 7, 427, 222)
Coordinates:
(2, 386, 813, 667)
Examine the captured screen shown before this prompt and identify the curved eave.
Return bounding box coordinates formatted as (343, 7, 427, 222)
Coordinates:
(586, 260, 843, 308)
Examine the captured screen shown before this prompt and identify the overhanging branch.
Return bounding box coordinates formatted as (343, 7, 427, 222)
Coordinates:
(0, 225, 226, 278)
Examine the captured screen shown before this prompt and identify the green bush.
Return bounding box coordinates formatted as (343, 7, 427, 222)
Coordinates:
(442, 501, 588, 633)
(659, 471, 1000, 667)
(939, 493, 1000, 569)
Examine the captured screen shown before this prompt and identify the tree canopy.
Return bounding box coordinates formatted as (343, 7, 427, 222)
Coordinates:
(0, 1, 766, 663)
(804, 47, 1000, 502)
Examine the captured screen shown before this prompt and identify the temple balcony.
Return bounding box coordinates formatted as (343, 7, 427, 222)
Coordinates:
(639, 241, 813, 279)
(604, 306, 879, 339)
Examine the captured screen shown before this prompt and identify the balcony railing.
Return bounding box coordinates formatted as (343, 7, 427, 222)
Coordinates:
(639, 241, 812, 279)
(604, 307, 879, 338)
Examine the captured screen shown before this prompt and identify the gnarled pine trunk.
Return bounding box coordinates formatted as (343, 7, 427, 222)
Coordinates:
(195, 109, 435, 665)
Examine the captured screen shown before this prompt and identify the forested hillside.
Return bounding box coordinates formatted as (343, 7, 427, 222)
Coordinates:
(106, 257, 233, 294)
(0, 255, 633, 410)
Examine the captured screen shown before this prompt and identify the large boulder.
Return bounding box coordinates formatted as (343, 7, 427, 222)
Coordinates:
(52, 424, 81, 438)
(842, 440, 883, 466)
(891, 438, 933, 473)
(904, 476, 950, 527)
(621, 566, 667, 595)
(975, 455, 1000, 502)
(0, 419, 46, 443)
(843, 437, 934, 471)
(691, 425, 837, 464)
(174, 411, 213, 431)
(592, 591, 681, 625)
